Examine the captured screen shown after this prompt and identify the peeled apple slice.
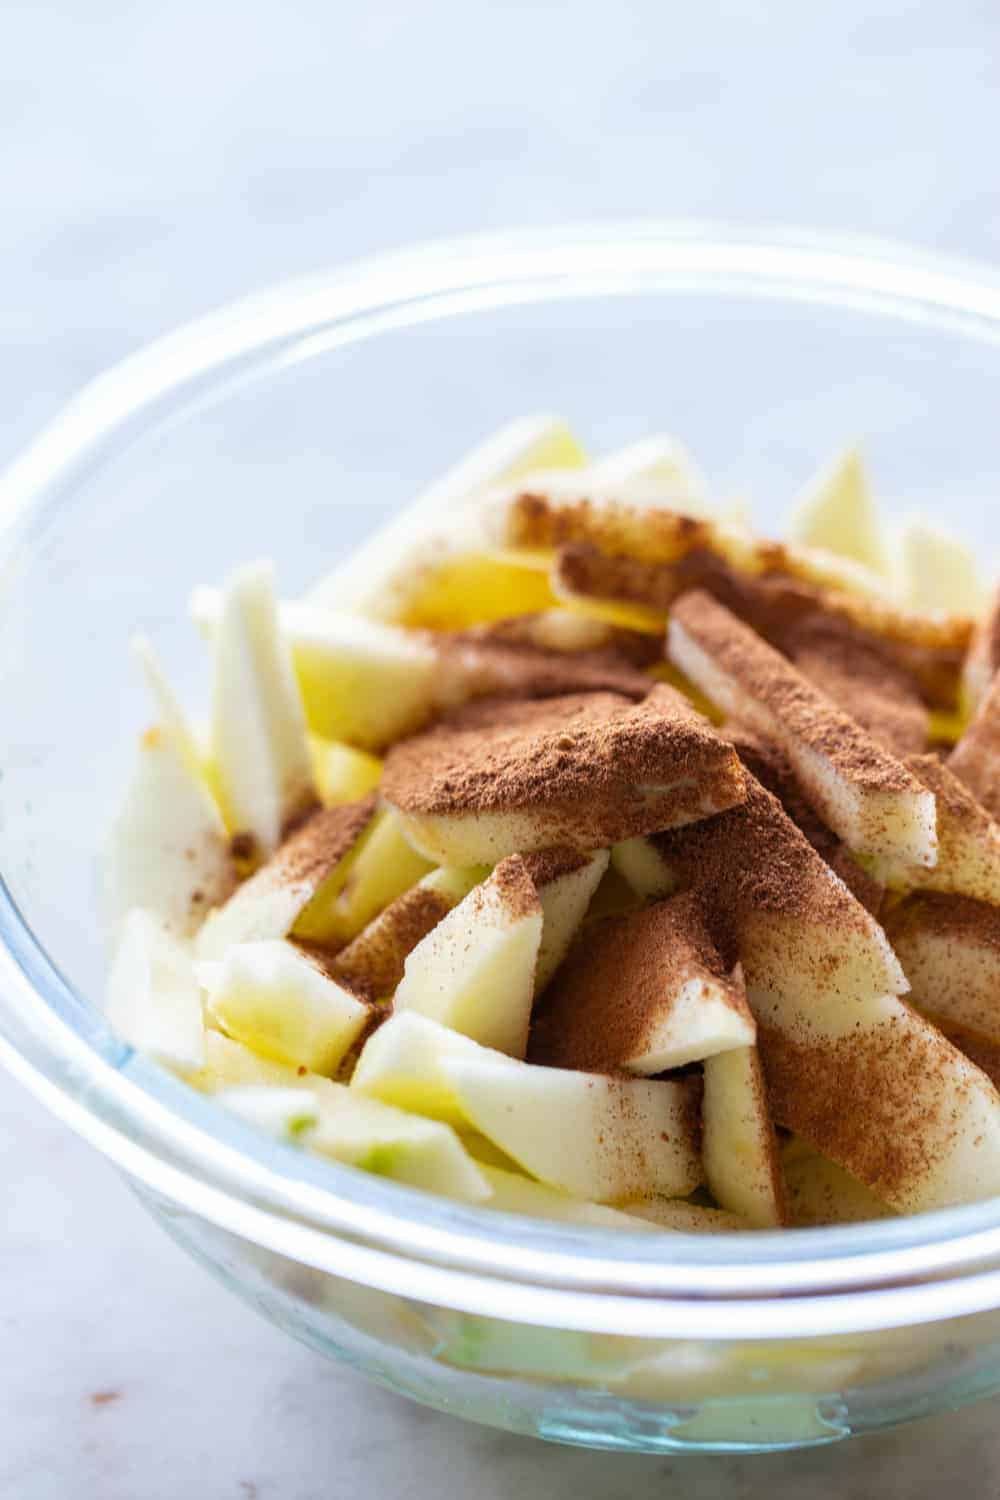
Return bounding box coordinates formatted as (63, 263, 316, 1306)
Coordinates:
(898, 515, 985, 614)
(588, 434, 710, 511)
(292, 806, 434, 946)
(782, 1138, 894, 1226)
(200, 938, 370, 1074)
(311, 739, 383, 805)
(522, 847, 609, 993)
(480, 1167, 659, 1231)
(216, 1085, 320, 1142)
(392, 856, 543, 1056)
(702, 1038, 787, 1227)
(105, 909, 204, 1075)
(131, 633, 209, 786)
(350, 1011, 495, 1127)
(788, 445, 891, 578)
(210, 562, 317, 856)
(617, 1198, 749, 1232)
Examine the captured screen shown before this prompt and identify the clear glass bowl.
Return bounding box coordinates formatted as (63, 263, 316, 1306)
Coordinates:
(5, 223, 1000, 1455)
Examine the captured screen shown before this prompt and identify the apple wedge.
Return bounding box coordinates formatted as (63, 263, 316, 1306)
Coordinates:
(209, 563, 317, 857)
(216, 1085, 320, 1142)
(609, 836, 677, 900)
(292, 806, 433, 947)
(785, 618, 928, 758)
(393, 856, 543, 1056)
(588, 434, 709, 508)
(522, 847, 609, 993)
(437, 1054, 702, 1202)
(875, 755, 1000, 905)
(950, 669, 1000, 823)
(787, 445, 891, 578)
(884, 894, 1000, 1041)
(529, 893, 755, 1074)
(332, 866, 485, 1001)
(195, 798, 376, 960)
(106, 726, 236, 940)
(350, 1011, 493, 1126)
(782, 1138, 894, 1226)
(311, 739, 383, 805)
(305, 413, 586, 620)
(480, 1166, 659, 1232)
(190, 1030, 308, 1091)
(668, 590, 938, 867)
(617, 1198, 749, 1232)
(131, 634, 210, 787)
(382, 686, 747, 865)
(702, 1038, 787, 1228)
(899, 515, 985, 614)
(105, 909, 204, 1075)
(200, 939, 371, 1075)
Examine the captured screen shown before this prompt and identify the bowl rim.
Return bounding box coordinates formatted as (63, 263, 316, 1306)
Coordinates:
(7, 219, 1000, 1340)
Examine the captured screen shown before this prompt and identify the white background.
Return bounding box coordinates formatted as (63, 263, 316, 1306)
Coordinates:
(3, 3, 1000, 1494)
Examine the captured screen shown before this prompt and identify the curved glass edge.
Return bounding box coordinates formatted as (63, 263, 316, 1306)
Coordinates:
(5, 223, 1000, 1329)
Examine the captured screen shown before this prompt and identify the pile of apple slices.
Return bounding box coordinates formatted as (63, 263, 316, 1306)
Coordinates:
(105, 415, 1000, 1235)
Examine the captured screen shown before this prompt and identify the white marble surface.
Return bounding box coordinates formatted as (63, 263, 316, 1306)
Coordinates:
(5, 3, 1000, 1494)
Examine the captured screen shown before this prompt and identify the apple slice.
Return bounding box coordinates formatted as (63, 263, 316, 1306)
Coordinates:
(588, 434, 710, 511)
(963, 586, 1000, 714)
(200, 938, 371, 1075)
(616, 1198, 749, 1232)
(785, 618, 928, 758)
(350, 1011, 493, 1126)
(190, 1030, 307, 1090)
(668, 590, 938, 867)
(950, 669, 1000, 823)
(292, 806, 433, 946)
(884, 894, 1000, 1041)
(702, 1037, 787, 1228)
(522, 848, 609, 993)
(928, 1016, 1000, 1093)
(480, 1166, 659, 1231)
(131, 633, 210, 786)
(210, 563, 317, 857)
(195, 798, 376, 960)
(307, 1081, 491, 1203)
(609, 836, 677, 900)
(438, 1054, 702, 1202)
(382, 686, 747, 865)
(332, 865, 486, 1001)
(105, 909, 204, 1075)
(216, 1085, 320, 1142)
(393, 856, 543, 1056)
(787, 445, 891, 577)
(312, 739, 383, 805)
(106, 727, 237, 940)
(874, 754, 1000, 905)
(782, 1138, 894, 1226)
(530, 893, 755, 1074)
(899, 515, 985, 614)
(304, 414, 586, 620)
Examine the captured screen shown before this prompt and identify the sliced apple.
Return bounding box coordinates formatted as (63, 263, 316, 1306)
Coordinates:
(480, 1166, 659, 1231)
(588, 434, 710, 511)
(305, 414, 586, 620)
(311, 739, 383, 805)
(521, 847, 609, 993)
(216, 1085, 320, 1142)
(200, 938, 371, 1074)
(787, 445, 891, 577)
(131, 633, 209, 785)
(702, 1038, 787, 1227)
(668, 590, 938, 867)
(899, 514, 985, 614)
(884, 894, 1000, 1041)
(609, 836, 677, 900)
(293, 805, 434, 946)
(105, 727, 236, 939)
(875, 754, 1000, 905)
(950, 669, 1000, 823)
(105, 909, 204, 1075)
(209, 562, 317, 856)
(928, 1016, 1000, 1093)
(350, 1011, 491, 1126)
(190, 1030, 307, 1091)
(332, 865, 486, 1000)
(786, 619, 928, 758)
(782, 1138, 894, 1226)
(307, 1081, 491, 1203)
(530, 893, 755, 1074)
(382, 686, 747, 865)
(393, 856, 543, 1056)
(438, 1054, 702, 1202)
(195, 798, 376, 960)
(616, 1198, 749, 1232)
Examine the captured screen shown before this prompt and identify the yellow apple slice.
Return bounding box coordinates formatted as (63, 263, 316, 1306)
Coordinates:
(521, 848, 609, 993)
(105, 727, 236, 939)
(480, 1166, 659, 1231)
(210, 563, 317, 856)
(306, 414, 586, 619)
(530, 893, 755, 1074)
(787, 445, 891, 577)
(588, 434, 710, 511)
(782, 1138, 894, 1226)
(105, 909, 204, 1075)
(308, 1082, 491, 1203)
(216, 1084, 320, 1142)
(311, 739, 383, 805)
(668, 590, 937, 867)
(131, 634, 210, 787)
(950, 669, 1000, 822)
(382, 687, 747, 865)
(437, 1054, 702, 1202)
(350, 1011, 492, 1126)
(200, 938, 371, 1074)
(609, 836, 677, 900)
(393, 855, 543, 1056)
(616, 1198, 749, 1232)
(191, 1030, 307, 1090)
(898, 514, 986, 614)
(195, 798, 376, 960)
(292, 806, 433, 946)
(875, 754, 1000, 904)
(702, 1038, 787, 1227)
(333, 865, 486, 1000)
(884, 894, 1000, 1041)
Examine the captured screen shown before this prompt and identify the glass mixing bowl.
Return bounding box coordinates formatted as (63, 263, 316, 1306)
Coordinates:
(5, 223, 1000, 1456)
